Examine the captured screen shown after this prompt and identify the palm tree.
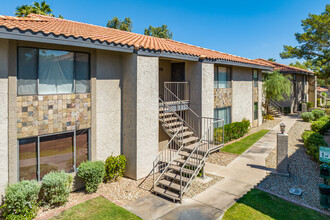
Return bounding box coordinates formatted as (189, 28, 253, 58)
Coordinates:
(15, 1, 54, 17)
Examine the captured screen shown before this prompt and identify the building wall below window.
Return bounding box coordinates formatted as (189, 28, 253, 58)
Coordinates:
(17, 94, 91, 139)
(0, 39, 9, 196)
(214, 88, 232, 108)
(232, 66, 253, 124)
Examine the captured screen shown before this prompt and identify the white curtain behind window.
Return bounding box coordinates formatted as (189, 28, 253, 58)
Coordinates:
(18, 48, 38, 95)
(39, 50, 74, 94)
(75, 53, 90, 93)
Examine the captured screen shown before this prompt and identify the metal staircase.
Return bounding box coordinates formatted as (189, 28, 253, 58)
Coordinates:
(152, 83, 224, 202)
(262, 97, 284, 117)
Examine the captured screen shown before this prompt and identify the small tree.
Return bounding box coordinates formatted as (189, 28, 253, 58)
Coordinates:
(144, 25, 173, 39)
(107, 17, 133, 32)
(263, 71, 292, 118)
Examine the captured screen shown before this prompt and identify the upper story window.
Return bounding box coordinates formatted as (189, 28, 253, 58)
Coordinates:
(18, 47, 90, 95)
(253, 69, 258, 87)
(214, 66, 231, 89)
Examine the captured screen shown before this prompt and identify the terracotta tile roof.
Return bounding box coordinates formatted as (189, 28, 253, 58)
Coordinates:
(0, 14, 273, 68)
(254, 58, 314, 74)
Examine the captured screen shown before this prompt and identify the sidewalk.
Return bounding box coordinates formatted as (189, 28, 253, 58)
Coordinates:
(125, 116, 299, 220)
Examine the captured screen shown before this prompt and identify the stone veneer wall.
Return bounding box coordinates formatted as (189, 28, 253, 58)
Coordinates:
(17, 94, 91, 139)
(253, 87, 258, 102)
(214, 88, 232, 108)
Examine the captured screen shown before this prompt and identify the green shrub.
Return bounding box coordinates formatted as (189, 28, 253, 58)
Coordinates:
(301, 130, 328, 161)
(301, 112, 314, 122)
(78, 161, 105, 193)
(317, 98, 321, 107)
(284, 107, 291, 114)
(1, 180, 40, 220)
(312, 109, 325, 120)
(104, 155, 126, 183)
(41, 171, 73, 206)
(311, 120, 330, 134)
(214, 119, 250, 143)
(306, 102, 313, 109)
(319, 115, 330, 122)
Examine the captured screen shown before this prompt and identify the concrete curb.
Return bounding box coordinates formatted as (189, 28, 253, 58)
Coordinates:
(256, 186, 330, 217)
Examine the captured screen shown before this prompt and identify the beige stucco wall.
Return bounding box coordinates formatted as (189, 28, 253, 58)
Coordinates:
(257, 70, 263, 126)
(95, 50, 122, 160)
(186, 61, 214, 118)
(122, 54, 159, 180)
(159, 59, 171, 99)
(0, 39, 9, 196)
(232, 66, 253, 123)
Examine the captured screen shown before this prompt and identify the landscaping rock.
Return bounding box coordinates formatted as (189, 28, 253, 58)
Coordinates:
(259, 119, 327, 211)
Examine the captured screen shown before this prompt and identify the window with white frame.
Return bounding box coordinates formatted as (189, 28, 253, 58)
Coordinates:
(214, 66, 231, 89)
(18, 129, 90, 181)
(18, 47, 90, 95)
(214, 107, 231, 125)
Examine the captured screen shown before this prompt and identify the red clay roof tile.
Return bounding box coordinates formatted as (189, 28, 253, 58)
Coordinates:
(0, 14, 273, 68)
(254, 58, 314, 74)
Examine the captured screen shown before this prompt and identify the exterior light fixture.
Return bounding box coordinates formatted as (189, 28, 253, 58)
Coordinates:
(280, 123, 286, 134)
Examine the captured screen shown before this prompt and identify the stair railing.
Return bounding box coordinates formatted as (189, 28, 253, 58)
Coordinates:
(179, 119, 224, 199)
(269, 99, 284, 114)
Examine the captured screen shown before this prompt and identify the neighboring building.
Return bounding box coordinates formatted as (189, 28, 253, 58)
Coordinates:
(254, 59, 316, 113)
(0, 14, 273, 197)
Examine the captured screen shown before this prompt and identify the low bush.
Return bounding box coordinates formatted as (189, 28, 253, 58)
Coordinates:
(78, 161, 105, 193)
(214, 119, 250, 143)
(312, 109, 325, 120)
(319, 115, 330, 122)
(301, 130, 328, 161)
(301, 112, 314, 122)
(41, 171, 73, 206)
(104, 155, 126, 183)
(306, 102, 313, 109)
(263, 114, 274, 120)
(1, 180, 40, 220)
(283, 107, 291, 114)
(311, 120, 330, 134)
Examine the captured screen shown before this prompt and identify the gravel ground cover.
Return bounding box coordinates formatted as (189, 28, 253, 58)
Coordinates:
(185, 174, 223, 198)
(207, 151, 239, 166)
(37, 174, 155, 219)
(259, 119, 327, 211)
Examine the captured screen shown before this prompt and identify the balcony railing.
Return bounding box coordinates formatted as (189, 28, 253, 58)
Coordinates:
(164, 82, 189, 102)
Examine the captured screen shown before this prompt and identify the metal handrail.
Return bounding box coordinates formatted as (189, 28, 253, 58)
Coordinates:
(269, 99, 284, 113)
(153, 128, 182, 189)
(164, 82, 190, 101)
(179, 119, 224, 198)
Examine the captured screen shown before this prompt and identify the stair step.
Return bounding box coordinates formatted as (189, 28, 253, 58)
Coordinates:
(164, 172, 190, 183)
(169, 165, 195, 175)
(178, 131, 194, 138)
(159, 112, 173, 117)
(162, 117, 179, 122)
(158, 179, 181, 191)
(179, 151, 204, 160)
(179, 136, 199, 144)
(171, 126, 188, 133)
(153, 186, 180, 202)
(165, 121, 183, 128)
(174, 158, 200, 167)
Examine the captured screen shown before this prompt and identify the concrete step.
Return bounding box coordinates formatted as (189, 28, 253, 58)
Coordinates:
(165, 121, 183, 128)
(171, 126, 189, 133)
(174, 158, 200, 167)
(169, 165, 195, 175)
(153, 186, 180, 202)
(158, 179, 181, 191)
(159, 112, 173, 117)
(164, 172, 190, 183)
(178, 136, 199, 145)
(178, 131, 194, 138)
(179, 151, 204, 160)
(162, 117, 179, 122)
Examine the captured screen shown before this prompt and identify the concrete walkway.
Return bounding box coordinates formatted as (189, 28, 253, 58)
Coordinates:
(125, 116, 299, 220)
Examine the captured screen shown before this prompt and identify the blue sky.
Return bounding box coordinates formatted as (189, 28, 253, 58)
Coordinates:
(0, 0, 328, 64)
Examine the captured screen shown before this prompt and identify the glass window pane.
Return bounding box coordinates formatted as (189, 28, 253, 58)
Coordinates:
(218, 67, 227, 88)
(226, 68, 231, 88)
(253, 70, 258, 87)
(39, 50, 74, 94)
(75, 53, 90, 93)
(19, 138, 38, 180)
(254, 102, 258, 120)
(227, 107, 231, 124)
(40, 132, 74, 179)
(18, 48, 37, 95)
(76, 130, 89, 167)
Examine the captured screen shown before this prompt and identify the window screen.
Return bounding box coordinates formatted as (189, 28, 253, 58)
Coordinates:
(215, 67, 231, 89)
